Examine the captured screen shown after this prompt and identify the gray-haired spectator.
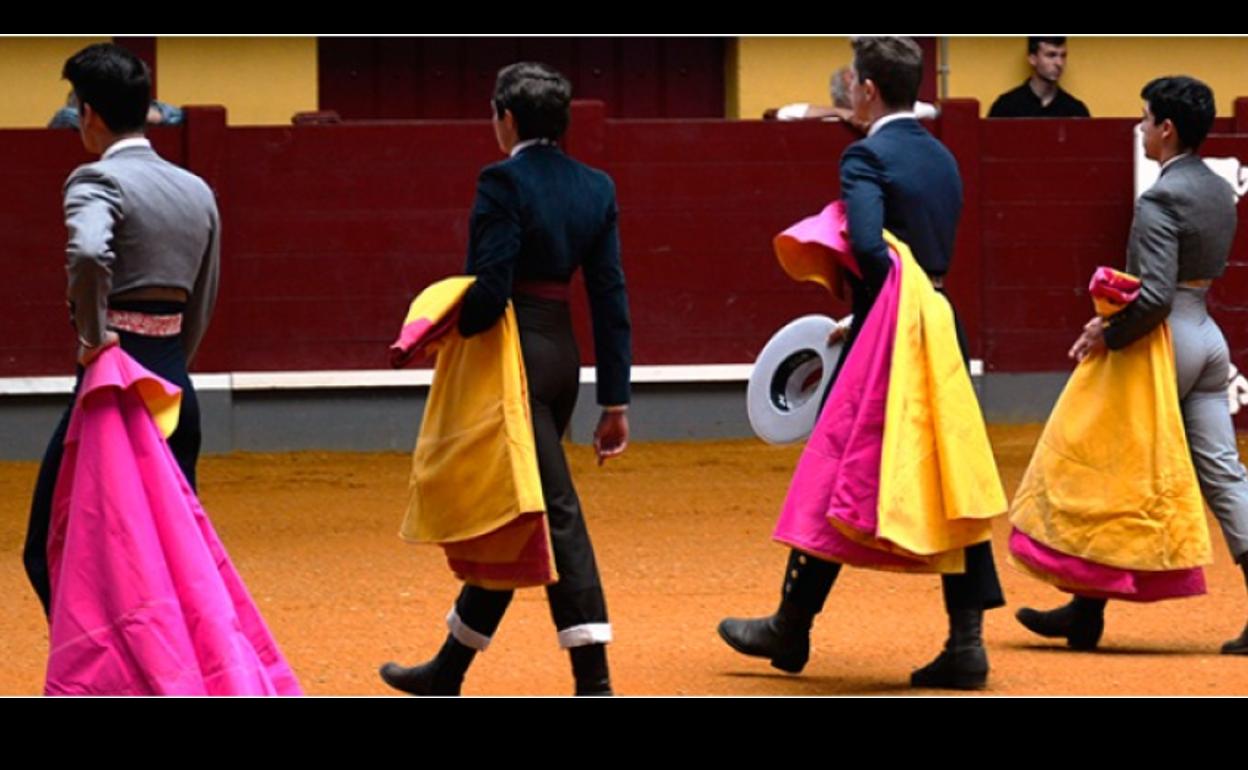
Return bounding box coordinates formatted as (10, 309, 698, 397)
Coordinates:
(776, 64, 938, 124)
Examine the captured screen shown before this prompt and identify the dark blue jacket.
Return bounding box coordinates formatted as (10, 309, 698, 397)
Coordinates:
(458, 144, 632, 406)
(840, 117, 962, 292)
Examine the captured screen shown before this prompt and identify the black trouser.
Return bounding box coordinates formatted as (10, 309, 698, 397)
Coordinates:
(23, 302, 201, 616)
(799, 276, 1004, 614)
(454, 294, 609, 643)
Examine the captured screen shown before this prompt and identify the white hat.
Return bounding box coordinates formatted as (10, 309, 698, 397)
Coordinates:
(747, 314, 850, 444)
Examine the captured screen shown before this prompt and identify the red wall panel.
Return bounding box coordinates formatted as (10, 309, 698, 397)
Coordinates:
(7, 100, 1248, 411)
(319, 38, 726, 121)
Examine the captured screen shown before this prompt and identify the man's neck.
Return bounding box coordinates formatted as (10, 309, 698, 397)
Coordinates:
(867, 108, 916, 137)
(1028, 75, 1059, 107)
(97, 131, 146, 159)
(1158, 147, 1190, 169)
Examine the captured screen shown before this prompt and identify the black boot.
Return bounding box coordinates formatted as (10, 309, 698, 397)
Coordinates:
(1224, 623, 1248, 655)
(718, 598, 815, 674)
(910, 607, 989, 690)
(717, 550, 838, 674)
(1016, 596, 1106, 651)
(379, 635, 476, 695)
(1222, 557, 1248, 655)
(570, 644, 612, 695)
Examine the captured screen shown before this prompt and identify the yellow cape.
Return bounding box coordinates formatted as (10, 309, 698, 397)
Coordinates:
(1010, 320, 1210, 571)
(865, 233, 1004, 571)
(396, 277, 555, 589)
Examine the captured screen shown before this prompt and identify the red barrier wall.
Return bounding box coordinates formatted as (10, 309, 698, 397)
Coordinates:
(5, 101, 1248, 386)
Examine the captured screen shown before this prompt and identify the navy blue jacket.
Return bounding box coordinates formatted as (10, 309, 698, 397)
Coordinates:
(840, 117, 962, 293)
(458, 144, 632, 406)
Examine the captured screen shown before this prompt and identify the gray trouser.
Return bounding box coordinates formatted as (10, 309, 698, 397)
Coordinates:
(1171, 287, 1248, 560)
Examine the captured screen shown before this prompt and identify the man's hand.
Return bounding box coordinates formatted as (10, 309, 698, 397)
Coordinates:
(1069, 316, 1108, 362)
(78, 329, 119, 366)
(389, 344, 417, 369)
(826, 106, 870, 133)
(827, 318, 850, 347)
(593, 409, 629, 466)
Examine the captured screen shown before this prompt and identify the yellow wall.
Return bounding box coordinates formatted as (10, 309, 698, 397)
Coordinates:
(725, 40, 740, 120)
(728, 36, 1248, 121)
(157, 37, 318, 126)
(14, 37, 1248, 128)
(948, 37, 1248, 118)
(0, 37, 110, 128)
(729, 37, 853, 119)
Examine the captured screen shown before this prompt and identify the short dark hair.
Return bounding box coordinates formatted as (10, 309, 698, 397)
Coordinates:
(62, 43, 151, 134)
(851, 37, 922, 111)
(1028, 37, 1068, 55)
(492, 62, 572, 141)
(1142, 76, 1217, 151)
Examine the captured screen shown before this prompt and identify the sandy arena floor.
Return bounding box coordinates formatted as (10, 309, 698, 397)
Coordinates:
(3, 425, 1247, 696)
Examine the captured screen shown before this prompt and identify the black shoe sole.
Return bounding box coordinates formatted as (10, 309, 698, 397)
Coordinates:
(768, 654, 806, 674)
(1067, 636, 1101, 651)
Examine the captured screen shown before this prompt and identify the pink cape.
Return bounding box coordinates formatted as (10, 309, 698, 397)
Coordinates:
(771, 203, 933, 570)
(45, 348, 302, 695)
(1009, 530, 1206, 602)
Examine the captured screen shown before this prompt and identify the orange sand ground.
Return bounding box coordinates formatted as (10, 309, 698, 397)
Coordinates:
(3, 425, 1247, 696)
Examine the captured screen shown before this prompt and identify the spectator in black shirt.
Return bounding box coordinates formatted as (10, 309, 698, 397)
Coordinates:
(989, 37, 1091, 118)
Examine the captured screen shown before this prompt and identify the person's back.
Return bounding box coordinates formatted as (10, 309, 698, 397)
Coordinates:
(66, 143, 219, 362)
(26, 42, 219, 619)
(855, 119, 962, 276)
(473, 145, 616, 284)
(1138, 155, 1235, 281)
(719, 36, 1006, 692)
(381, 61, 629, 696)
(1107, 155, 1236, 351)
(81, 148, 216, 271)
(1021, 75, 1248, 657)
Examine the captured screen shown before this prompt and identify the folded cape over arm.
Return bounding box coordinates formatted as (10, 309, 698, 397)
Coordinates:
(391, 277, 555, 590)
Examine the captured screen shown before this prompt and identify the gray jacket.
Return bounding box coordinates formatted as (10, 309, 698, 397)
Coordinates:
(1105, 153, 1237, 350)
(65, 141, 220, 362)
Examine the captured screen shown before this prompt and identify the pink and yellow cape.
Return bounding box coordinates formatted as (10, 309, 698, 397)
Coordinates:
(771, 202, 1006, 574)
(1008, 268, 1211, 601)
